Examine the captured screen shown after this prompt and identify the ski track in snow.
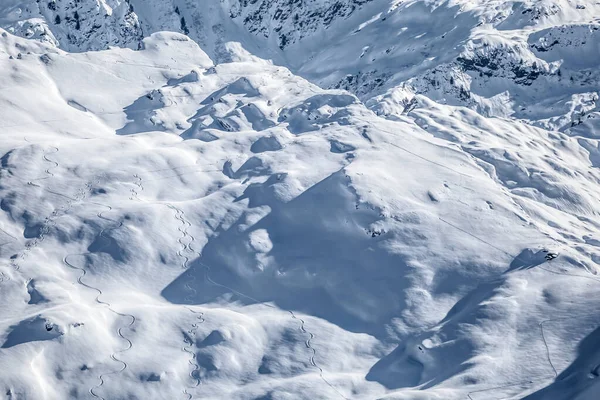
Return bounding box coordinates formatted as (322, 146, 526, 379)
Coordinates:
(131, 174, 205, 398)
(168, 203, 204, 398)
(533, 258, 600, 394)
(3, 144, 68, 281)
(539, 319, 559, 379)
(63, 198, 136, 400)
(288, 310, 350, 400)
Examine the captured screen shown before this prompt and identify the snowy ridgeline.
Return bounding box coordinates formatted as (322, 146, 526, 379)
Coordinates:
(1, 0, 600, 136)
(0, 15, 599, 400)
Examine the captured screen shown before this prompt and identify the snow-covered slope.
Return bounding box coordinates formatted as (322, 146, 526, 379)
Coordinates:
(1, 2, 600, 400)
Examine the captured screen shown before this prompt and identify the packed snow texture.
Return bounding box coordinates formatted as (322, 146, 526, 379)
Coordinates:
(0, 1, 599, 400)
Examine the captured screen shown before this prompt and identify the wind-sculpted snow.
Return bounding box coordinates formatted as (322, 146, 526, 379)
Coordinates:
(0, 0, 143, 51)
(1, 24, 600, 400)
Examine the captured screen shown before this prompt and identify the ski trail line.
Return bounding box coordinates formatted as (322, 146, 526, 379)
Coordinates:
(129, 173, 143, 201)
(167, 204, 204, 398)
(26, 146, 59, 185)
(539, 319, 558, 378)
(288, 310, 349, 399)
(63, 200, 135, 400)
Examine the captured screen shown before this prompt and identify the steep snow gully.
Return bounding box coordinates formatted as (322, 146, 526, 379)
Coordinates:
(1, 1, 600, 399)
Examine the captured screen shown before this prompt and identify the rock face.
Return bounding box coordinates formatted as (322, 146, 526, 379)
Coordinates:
(0, 0, 374, 52)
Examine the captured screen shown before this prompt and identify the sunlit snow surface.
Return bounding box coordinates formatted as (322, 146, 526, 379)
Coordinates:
(0, 29, 599, 400)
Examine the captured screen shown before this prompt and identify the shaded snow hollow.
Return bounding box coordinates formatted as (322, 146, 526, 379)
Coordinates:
(0, 25, 599, 400)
